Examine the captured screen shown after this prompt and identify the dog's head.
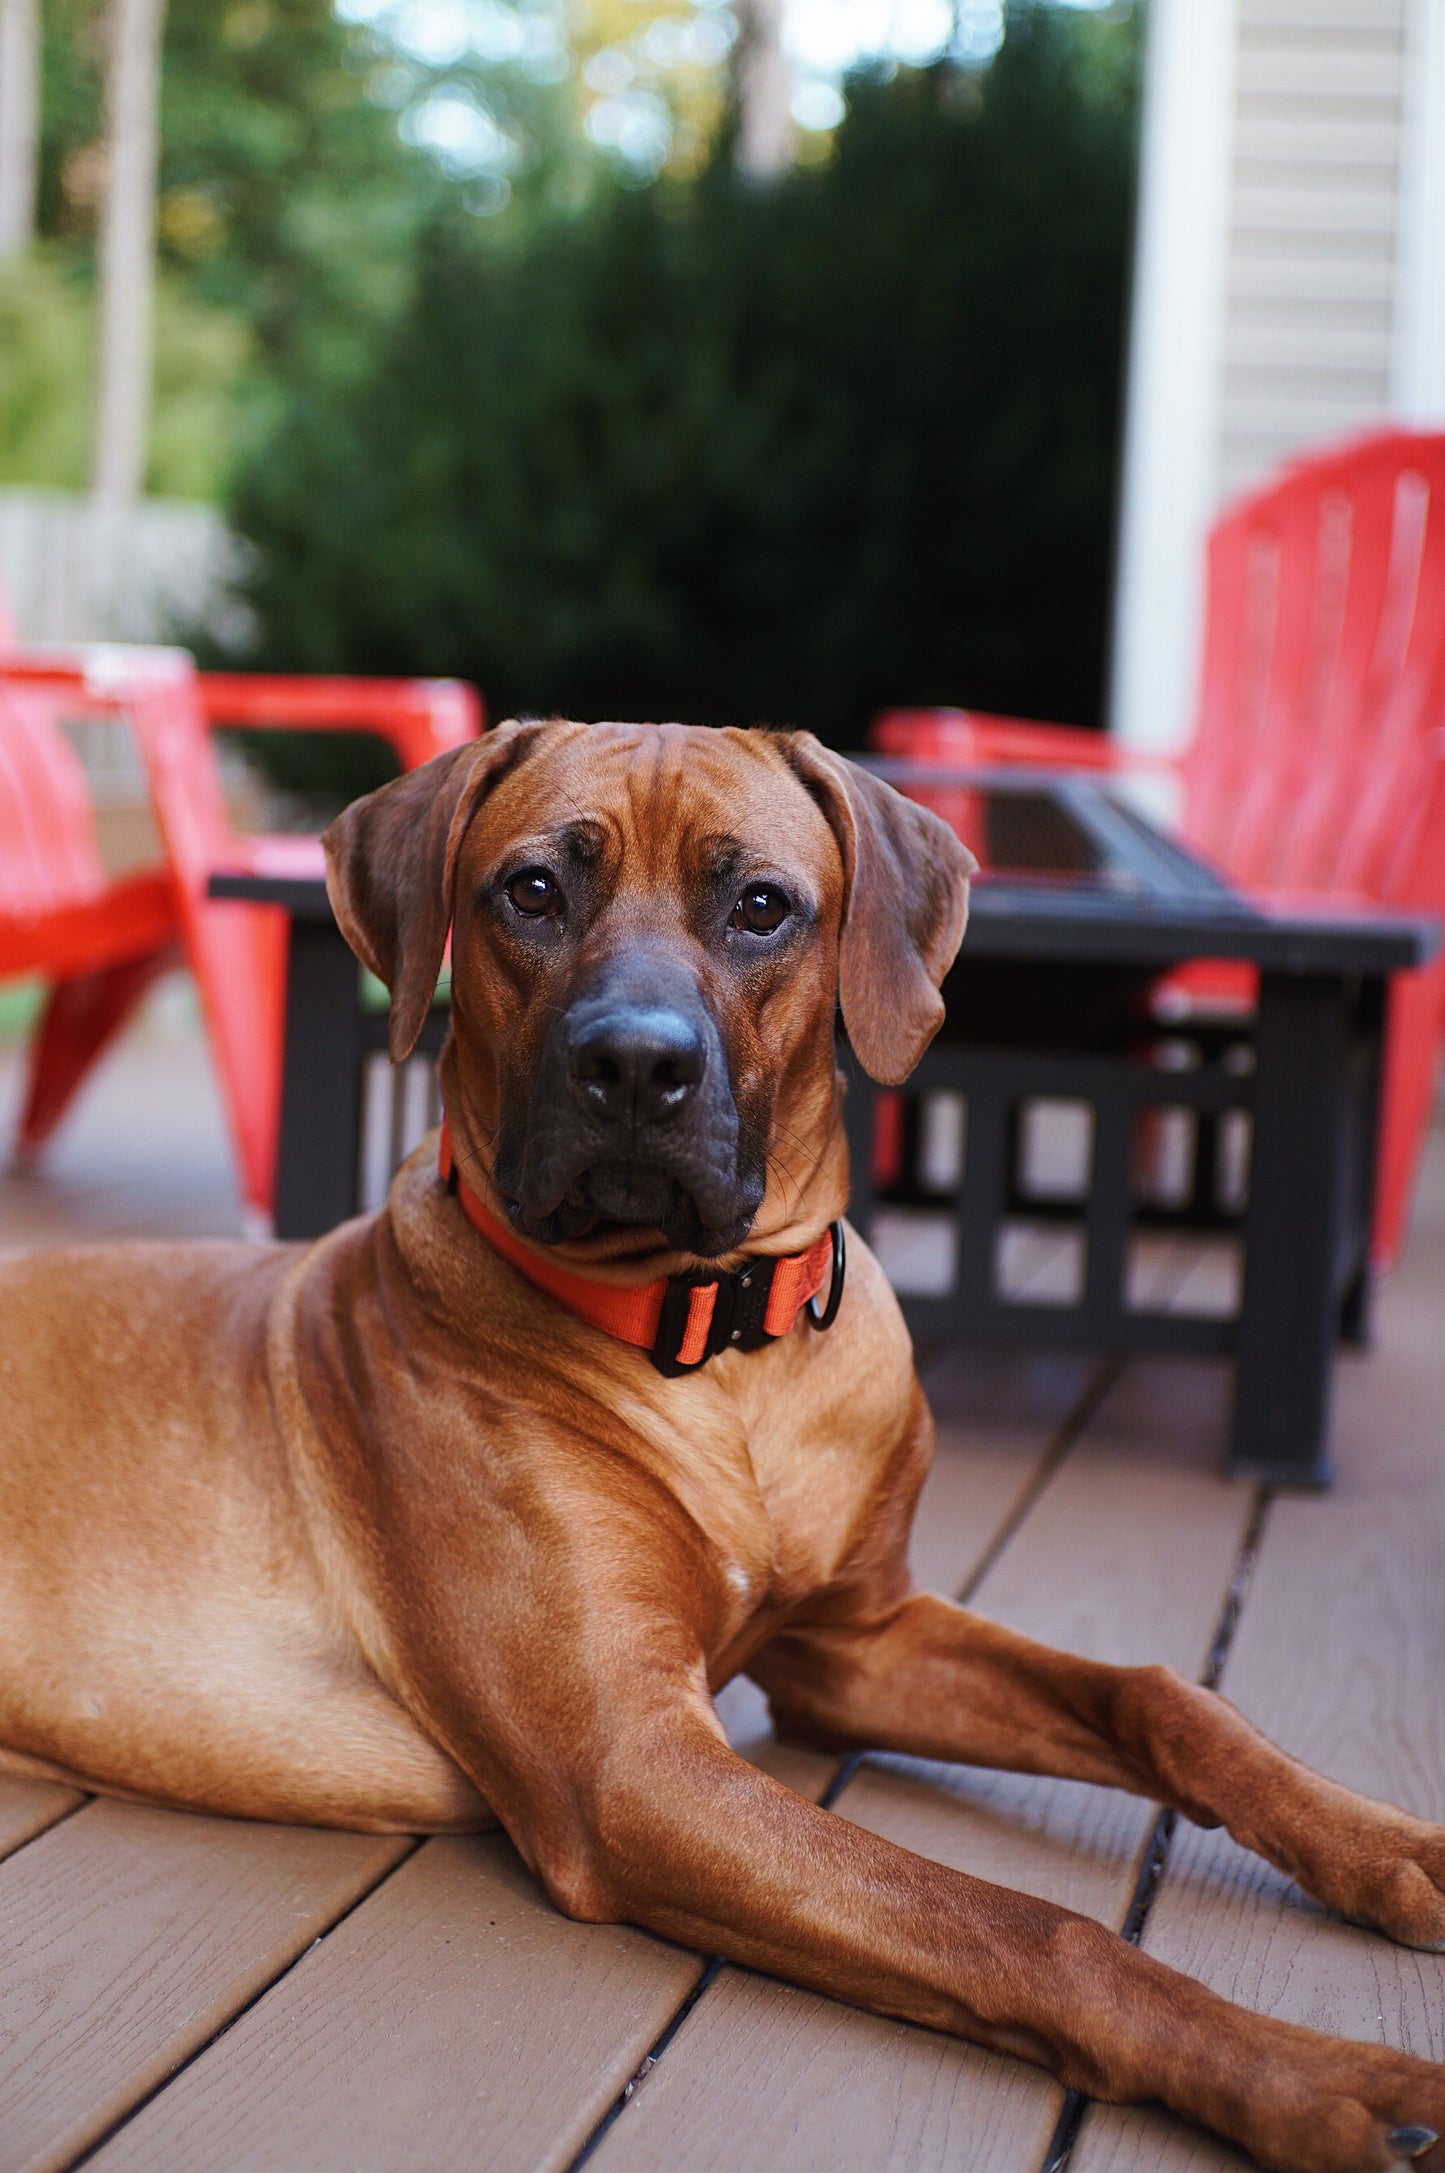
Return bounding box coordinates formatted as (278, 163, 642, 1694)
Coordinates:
(323, 720, 974, 1260)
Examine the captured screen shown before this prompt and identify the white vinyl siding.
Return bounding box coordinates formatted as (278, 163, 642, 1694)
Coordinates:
(1108, 0, 1445, 747)
(1215, 0, 1409, 496)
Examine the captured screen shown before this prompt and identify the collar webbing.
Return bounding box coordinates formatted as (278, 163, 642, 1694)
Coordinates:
(437, 1119, 844, 1375)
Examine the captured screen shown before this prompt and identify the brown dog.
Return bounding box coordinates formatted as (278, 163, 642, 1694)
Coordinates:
(1, 719, 1442, 2173)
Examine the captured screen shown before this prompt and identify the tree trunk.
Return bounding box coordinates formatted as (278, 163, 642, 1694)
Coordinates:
(732, 0, 793, 179)
(92, 0, 167, 504)
(0, 0, 40, 256)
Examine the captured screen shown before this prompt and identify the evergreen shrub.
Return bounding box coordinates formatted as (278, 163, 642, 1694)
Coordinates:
(228, 10, 1139, 764)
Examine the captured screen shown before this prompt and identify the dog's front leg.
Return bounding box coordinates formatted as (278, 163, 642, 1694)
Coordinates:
(750, 1593, 1445, 1955)
(365, 1434, 1442, 2170)
(491, 1697, 1445, 2173)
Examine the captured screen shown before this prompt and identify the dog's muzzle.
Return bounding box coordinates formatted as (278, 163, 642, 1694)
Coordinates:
(495, 962, 766, 1254)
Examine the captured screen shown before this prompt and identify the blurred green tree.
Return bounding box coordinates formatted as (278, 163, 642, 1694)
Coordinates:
(13, 0, 448, 495)
(0, 247, 247, 495)
(228, 9, 1140, 748)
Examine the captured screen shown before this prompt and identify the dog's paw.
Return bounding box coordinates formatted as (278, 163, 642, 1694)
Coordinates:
(1306, 1807, 1445, 1952)
(1233, 2037, 1445, 2173)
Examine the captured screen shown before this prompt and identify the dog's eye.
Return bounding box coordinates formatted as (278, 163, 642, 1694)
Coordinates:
(730, 884, 791, 935)
(506, 869, 562, 918)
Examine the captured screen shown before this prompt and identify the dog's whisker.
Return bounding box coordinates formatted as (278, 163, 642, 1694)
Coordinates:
(763, 1156, 805, 1214)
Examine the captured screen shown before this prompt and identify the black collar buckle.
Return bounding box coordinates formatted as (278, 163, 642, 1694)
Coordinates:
(648, 1222, 846, 1378)
(649, 1254, 782, 1378)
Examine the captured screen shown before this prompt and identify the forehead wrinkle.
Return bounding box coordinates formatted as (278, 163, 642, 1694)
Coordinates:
(485, 721, 837, 899)
(470, 809, 622, 883)
(693, 766, 837, 877)
(628, 723, 686, 855)
(556, 816, 608, 867)
(584, 723, 685, 889)
(689, 834, 811, 910)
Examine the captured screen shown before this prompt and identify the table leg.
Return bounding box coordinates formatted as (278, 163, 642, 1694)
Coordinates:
(1337, 975, 1386, 1349)
(1231, 973, 1351, 1486)
(273, 919, 368, 1242)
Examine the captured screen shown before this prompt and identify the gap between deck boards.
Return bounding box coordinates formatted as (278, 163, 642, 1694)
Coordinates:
(1038, 1486, 1272, 2173)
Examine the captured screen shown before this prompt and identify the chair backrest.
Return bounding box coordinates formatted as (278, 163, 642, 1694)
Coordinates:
(196, 674, 482, 771)
(0, 683, 105, 925)
(1183, 429, 1445, 906)
(0, 650, 283, 1209)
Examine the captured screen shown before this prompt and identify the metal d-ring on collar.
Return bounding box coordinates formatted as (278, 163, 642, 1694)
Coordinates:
(806, 1219, 847, 1332)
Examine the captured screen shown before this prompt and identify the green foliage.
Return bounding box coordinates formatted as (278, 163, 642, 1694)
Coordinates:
(0, 250, 249, 497)
(0, 255, 92, 487)
(154, 0, 443, 381)
(25, 0, 448, 497)
(147, 281, 253, 498)
(0, 978, 45, 1046)
(228, 8, 1140, 754)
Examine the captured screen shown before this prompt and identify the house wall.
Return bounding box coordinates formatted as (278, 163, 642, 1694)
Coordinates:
(1110, 0, 1445, 752)
(1218, 0, 1409, 497)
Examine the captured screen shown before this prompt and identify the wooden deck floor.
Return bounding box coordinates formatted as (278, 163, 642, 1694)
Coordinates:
(1, 1015, 1443, 2173)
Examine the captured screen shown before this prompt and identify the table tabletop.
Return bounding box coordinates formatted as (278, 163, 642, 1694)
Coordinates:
(208, 767, 1438, 977)
(866, 762, 1438, 973)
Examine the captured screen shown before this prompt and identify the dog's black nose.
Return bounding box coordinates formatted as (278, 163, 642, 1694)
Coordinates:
(569, 1008, 707, 1124)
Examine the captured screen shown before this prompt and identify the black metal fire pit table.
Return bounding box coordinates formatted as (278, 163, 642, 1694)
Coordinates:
(210, 765, 1438, 1488)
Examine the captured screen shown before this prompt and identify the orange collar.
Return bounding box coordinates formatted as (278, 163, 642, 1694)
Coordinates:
(438, 1120, 844, 1375)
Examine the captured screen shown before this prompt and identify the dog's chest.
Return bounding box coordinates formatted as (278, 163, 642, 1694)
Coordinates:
(684, 1421, 893, 1693)
(743, 1424, 875, 1604)
(627, 1384, 881, 1663)
(705, 1376, 904, 1630)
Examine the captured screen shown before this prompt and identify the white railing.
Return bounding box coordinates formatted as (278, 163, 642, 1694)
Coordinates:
(0, 487, 250, 650)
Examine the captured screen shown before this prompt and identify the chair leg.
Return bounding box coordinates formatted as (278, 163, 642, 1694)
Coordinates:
(14, 944, 180, 1164)
(1338, 1261, 1374, 1348)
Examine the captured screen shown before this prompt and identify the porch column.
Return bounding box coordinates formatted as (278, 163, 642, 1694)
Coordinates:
(1107, 0, 1239, 757)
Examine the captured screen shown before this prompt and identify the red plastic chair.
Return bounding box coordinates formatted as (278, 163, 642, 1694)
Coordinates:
(0, 643, 482, 1226)
(874, 429, 1445, 1268)
(0, 673, 183, 1165)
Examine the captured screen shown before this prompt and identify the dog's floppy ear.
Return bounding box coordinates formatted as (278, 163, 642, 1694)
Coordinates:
(779, 734, 977, 1084)
(323, 721, 535, 1061)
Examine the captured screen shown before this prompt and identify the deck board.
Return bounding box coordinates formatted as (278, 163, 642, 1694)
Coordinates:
(0, 1015, 242, 1250)
(0, 1779, 80, 1866)
(1074, 1132, 1445, 2173)
(86, 1833, 704, 2173)
(911, 1350, 1101, 1600)
(587, 1359, 1256, 2173)
(0, 1800, 406, 2173)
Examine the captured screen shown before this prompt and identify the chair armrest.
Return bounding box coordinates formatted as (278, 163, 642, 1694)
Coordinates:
(197, 673, 483, 773)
